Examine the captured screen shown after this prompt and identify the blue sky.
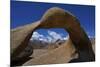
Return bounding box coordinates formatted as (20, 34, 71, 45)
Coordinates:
(11, 1, 95, 39)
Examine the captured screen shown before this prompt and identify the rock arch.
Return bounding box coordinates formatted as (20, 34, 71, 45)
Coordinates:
(11, 7, 95, 64)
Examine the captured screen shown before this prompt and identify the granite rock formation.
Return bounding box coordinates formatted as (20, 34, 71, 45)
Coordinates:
(11, 21, 41, 60)
(11, 7, 95, 65)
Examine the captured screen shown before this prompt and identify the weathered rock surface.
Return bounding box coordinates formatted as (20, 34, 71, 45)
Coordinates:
(13, 44, 33, 61)
(23, 38, 76, 65)
(11, 7, 95, 66)
(38, 7, 95, 62)
(11, 21, 41, 60)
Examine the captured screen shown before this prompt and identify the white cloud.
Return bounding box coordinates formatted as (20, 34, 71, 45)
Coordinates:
(46, 35, 53, 43)
(48, 30, 63, 42)
(31, 32, 44, 41)
(31, 32, 49, 42)
(88, 35, 94, 38)
(31, 31, 69, 43)
(63, 36, 69, 40)
(31, 32, 40, 39)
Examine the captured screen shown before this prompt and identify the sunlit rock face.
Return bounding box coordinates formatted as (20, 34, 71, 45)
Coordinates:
(11, 22, 41, 60)
(11, 7, 95, 65)
(39, 7, 95, 61)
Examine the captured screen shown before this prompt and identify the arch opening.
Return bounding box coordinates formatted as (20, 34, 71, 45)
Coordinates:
(29, 28, 69, 49)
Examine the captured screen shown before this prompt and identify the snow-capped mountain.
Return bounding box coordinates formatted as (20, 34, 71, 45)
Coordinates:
(29, 30, 69, 48)
(30, 30, 68, 43)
